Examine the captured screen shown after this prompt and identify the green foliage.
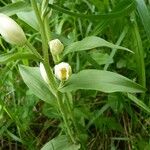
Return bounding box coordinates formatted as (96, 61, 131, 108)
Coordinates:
(61, 69, 145, 93)
(0, 1, 30, 16)
(0, 52, 38, 64)
(41, 135, 80, 150)
(63, 36, 132, 56)
(136, 0, 150, 41)
(0, 0, 150, 149)
(19, 65, 56, 104)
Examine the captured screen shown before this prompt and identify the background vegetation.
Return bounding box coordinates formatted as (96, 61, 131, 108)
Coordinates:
(0, 0, 150, 149)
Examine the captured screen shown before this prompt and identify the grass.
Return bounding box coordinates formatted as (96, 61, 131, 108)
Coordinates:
(0, 0, 150, 150)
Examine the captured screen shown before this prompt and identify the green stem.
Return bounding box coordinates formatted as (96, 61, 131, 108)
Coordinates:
(30, 0, 49, 61)
(65, 93, 80, 139)
(31, 0, 76, 144)
(43, 62, 57, 95)
(31, 0, 57, 93)
(57, 93, 76, 143)
(44, 14, 51, 41)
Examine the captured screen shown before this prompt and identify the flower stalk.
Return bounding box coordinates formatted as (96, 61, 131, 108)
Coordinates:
(31, 0, 77, 144)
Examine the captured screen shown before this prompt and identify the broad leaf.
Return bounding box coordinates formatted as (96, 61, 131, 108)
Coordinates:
(10, 0, 38, 30)
(41, 135, 80, 150)
(0, 1, 30, 16)
(17, 11, 39, 30)
(63, 36, 132, 56)
(60, 69, 146, 93)
(19, 65, 56, 104)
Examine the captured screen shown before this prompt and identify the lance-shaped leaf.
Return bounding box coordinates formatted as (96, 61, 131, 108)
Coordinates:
(0, 1, 30, 16)
(127, 93, 150, 114)
(136, 0, 150, 41)
(19, 65, 56, 104)
(0, 52, 38, 64)
(60, 69, 146, 93)
(63, 36, 132, 56)
(49, 0, 135, 20)
(41, 135, 80, 150)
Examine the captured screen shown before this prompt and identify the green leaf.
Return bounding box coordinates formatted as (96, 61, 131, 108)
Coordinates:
(127, 93, 150, 114)
(90, 52, 113, 65)
(12, 0, 39, 30)
(0, 52, 38, 64)
(16, 11, 39, 30)
(60, 69, 146, 93)
(41, 135, 80, 150)
(63, 36, 132, 56)
(49, 0, 135, 20)
(6, 130, 23, 143)
(131, 14, 146, 89)
(136, 0, 150, 41)
(19, 65, 56, 104)
(0, 1, 30, 16)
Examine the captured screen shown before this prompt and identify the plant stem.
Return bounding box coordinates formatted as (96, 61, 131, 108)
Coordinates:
(31, 0, 76, 144)
(65, 93, 80, 138)
(57, 92, 76, 143)
(31, 0, 57, 93)
(43, 62, 57, 95)
(30, 0, 49, 61)
(44, 14, 51, 42)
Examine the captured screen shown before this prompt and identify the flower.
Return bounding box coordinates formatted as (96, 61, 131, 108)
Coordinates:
(0, 13, 26, 46)
(49, 39, 64, 55)
(39, 63, 49, 84)
(54, 62, 72, 81)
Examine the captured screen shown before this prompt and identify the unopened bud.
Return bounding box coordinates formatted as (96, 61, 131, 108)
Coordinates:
(49, 39, 64, 55)
(0, 13, 26, 46)
(54, 62, 72, 81)
(39, 63, 49, 84)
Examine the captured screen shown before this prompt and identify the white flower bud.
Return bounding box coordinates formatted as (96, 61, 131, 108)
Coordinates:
(0, 13, 26, 46)
(39, 63, 49, 84)
(54, 62, 72, 81)
(49, 39, 64, 55)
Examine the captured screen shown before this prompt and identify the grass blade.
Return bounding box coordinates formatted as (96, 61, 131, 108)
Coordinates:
(128, 93, 150, 114)
(136, 0, 150, 41)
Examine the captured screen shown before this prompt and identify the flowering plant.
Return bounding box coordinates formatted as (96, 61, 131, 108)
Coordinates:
(0, 0, 149, 150)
